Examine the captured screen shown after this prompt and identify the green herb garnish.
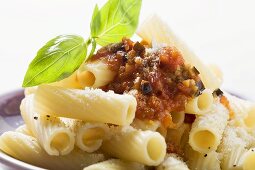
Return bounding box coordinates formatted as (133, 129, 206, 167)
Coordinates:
(22, 0, 142, 87)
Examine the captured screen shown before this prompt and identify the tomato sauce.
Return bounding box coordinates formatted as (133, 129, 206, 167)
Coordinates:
(92, 38, 202, 127)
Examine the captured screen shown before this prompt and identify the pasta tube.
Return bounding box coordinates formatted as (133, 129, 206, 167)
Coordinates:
(234, 126, 255, 149)
(186, 146, 220, 170)
(241, 148, 255, 170)
(51, 71, 82, 89)
(101, 126, 166, 166)
(226, 93, 255, 130)
(24, 86, 38, 96)
(208, 64, 223, 86)
(136, 15, 221, 91)
(15, 125, 32, 136)
(83, 159, 145, 170)
(0, 131, 105, 170)
(20, 95, 75, 156)
(166, 123, 191, 150)
(171, 112, 185, 128)
(185, 89, 214, 115)
(218, 126, 247, 170)
(73, 121, 108, 153)
(77, 60, 116, 88)
(156, 154, 189, 170)
(34, 85, 137, 125)
(189, 101, 229, 153)
(131, 119, 160, 131)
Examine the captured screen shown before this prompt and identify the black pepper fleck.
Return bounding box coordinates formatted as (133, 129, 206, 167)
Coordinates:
(141, 80, 152, 95)
(46, 115, 50, 118)
(204, 154, 207, 157)
(233, 165, 236, 167)
(33, 116, 38, 120)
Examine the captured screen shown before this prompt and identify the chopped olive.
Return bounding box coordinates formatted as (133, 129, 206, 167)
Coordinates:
(122, 54, 128, 62)
(213, 88, 224, 97)
(133, 42, 145, 54)
(108, 42, 125, 53)
(184, 114, 196, 124)
(194, 90, 201, 97)
(141, 80, 152, 95)
(194, 80, 205, 96)
(192, 67, 200, 74)
(197, 80, 205, 91)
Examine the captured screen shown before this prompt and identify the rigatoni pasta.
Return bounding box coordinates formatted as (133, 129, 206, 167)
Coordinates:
(73, 122, 108, 153)
(15, 125, 32, 136)
(156, 154, 189, 170)
(170, 112, 185, 128)
(0, 131, 105, 170)
(83, 159, 145, 170)
(34, 85, 137, 125)
(24, 86, 38, 96)
(186, 146, 221, 170)
(77, 60, 116, 88)
(52, 71, 82, 89)
(218, 126, 247, 170)
(131, 119, 161, 131)
(20, 95, 75, 156)
(241, 148, 255, 170)
(226, 93, 255, 130)
(166, 123, 191, 150)
(101, 126, 166, 166)
(189, 101, 229, 153)
(185, 89, 214, 115)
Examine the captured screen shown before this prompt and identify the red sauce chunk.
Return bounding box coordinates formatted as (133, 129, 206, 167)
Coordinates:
(91, 38, 202, 127)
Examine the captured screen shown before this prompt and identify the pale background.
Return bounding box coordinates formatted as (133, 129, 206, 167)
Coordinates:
(0, 0, 255, 100)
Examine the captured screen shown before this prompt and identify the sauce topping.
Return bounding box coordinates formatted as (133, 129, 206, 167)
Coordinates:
(92, 38, 202, 127)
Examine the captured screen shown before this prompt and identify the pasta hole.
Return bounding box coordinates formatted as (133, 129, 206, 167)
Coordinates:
(147, 137, 164, 161)
(244, 107, 255, 128)
(193, 130, 215, 150)
(82, 128, 104, 147)
(197, 92, 213, 111)
(77, 71, 95, 87)
(51, 133, 70, 152)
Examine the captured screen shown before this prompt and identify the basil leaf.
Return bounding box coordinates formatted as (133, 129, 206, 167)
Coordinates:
(90, 4, 99, 37)
(22, 35, 87, 87)
(91, 0, 142, 46)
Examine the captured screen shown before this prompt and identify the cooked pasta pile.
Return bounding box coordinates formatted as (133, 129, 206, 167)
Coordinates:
(1, 15, 255, 170)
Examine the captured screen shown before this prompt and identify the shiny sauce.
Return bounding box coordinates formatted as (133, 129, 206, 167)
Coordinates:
(92, 38, 202, 127)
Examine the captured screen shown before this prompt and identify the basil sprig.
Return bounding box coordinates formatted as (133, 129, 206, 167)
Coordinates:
(90, 0, 142, 46)
(22, 0, 142, 87)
